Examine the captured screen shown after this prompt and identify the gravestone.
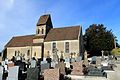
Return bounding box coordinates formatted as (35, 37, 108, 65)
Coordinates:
(1, 61, 5, 67)
(101, 60, 108, 66)
(55, 62, 66, 75)
(41, 61, 47, 64)
(8, 62, 14, 68)
(7, 66, 19, 80)
(76, 57, 81, 62)
(96, 57, 101, 67)
(5, 58, 8, 65)
(44, 68, 59, 80)
(15, 61, 26, 71)
(64, 58, 70, 68)
(30, 60, 36, 68)
(27, 67, 39, 80)
(87, 67, 107, 77)
(71, 58, 75, 62)
(84, 51, 88, 66)
(41, 63, 49, 74)
(16, 56, 22, 61)
(71, 61, 83, 75)
(0, 66, 3, 80)
(91, 56, 96, 64)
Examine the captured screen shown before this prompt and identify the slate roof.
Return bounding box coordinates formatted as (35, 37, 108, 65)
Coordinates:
(37, 14, 50, 26)
(44, 26, 80, 42)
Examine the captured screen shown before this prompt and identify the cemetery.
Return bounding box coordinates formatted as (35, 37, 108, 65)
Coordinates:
(0, 51, 120, 80)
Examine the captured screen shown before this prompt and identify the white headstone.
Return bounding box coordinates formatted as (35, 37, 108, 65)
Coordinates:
(64, 62, 70, 68)
(1, 61, 5, 66)
(0, 66, 3, 80)
(30, 60, 36, 68)
(65, 58, 70, 62)
(7, 66, 19, 80)
(41, 61, 47, 64)
(51, 62, 56, 68)
(4, 65, 8, 71)
(16, 56, 21, 61)
(5, 58, 8, 64)
(101, 61, 108, 66)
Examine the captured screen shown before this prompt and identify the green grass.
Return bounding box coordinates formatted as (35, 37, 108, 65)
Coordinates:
(112, 48, 120, 55)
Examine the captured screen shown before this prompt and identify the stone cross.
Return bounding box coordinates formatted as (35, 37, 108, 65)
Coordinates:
(84, 51, 88, 66)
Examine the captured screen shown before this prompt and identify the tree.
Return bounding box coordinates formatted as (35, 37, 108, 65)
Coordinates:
(84, 24, 115, 56)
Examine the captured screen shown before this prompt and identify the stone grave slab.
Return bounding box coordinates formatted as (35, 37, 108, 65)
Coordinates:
(0, 66, 3, 80)
(7, 66, 19, 80)
(27, 67, 39, 80)
(15, 61, 26, 71)
(71, 61, 83, 75)
(65, 62, 70, 68)
(65, 58, 70, 62)
(96, 57, 101, 67)
(76, 57, 81, 62)
(55, 62, 66, 75)
(30, 60, 36, 68)
(41, 61, 47, 64)
(44, 68, 59, 80)
(51, 62, 55, 68)
(1, 61, 5, 67)
(41, 63, 49, 73)
(8, 62, 14, 68)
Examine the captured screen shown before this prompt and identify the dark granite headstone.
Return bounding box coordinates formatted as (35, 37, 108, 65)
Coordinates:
(87, 67, 107, 77)
(15, 61, 26, 71)
(27, 67, 39, 80)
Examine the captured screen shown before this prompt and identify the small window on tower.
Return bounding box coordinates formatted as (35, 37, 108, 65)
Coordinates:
(37, 29, 40, 34)
(42, 29, 44, 34)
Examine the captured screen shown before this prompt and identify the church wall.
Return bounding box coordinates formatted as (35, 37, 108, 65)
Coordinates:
(32, 46, 42, 59)
(44, 40, 80, 59)
(7, 46, 42, 60)
(33, 38, 44, 43)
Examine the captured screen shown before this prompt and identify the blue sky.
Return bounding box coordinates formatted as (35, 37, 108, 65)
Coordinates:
(0, 0, 120, 51)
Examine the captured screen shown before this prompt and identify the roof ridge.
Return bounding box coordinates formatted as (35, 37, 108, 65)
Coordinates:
(52, 25, 81, 29)
(13, 34, 35, 38)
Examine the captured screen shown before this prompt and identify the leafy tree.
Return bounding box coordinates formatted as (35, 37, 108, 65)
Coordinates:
(84, 24, 115, 56)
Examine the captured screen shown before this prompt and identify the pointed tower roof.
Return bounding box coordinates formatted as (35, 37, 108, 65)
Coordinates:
(37, 14, 50, 26)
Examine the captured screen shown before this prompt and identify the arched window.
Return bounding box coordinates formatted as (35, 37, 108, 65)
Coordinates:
(27, 50, 30, 56)
(18, 51, 20, 56)
(15, 51, 17, 56)
(42, 29, 44, 34)
(34, 52, 36, 56)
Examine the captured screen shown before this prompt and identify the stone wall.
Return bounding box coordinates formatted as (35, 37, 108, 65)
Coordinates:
(7, 46, 42, 60)
(44, 40, 80, 59)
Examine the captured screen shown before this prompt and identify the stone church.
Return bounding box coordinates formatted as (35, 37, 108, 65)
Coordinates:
(3, 14, 84, 60)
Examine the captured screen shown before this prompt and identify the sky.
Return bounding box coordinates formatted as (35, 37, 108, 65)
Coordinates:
(0, 0, 120, 51)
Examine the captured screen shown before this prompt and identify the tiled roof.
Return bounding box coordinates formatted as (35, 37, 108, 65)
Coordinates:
(44, 26, 80, 42)
(5, 35, 34, 47)
(37, 14, 50, 26)
(5, 35, 43, 47)
(5, 26, 81, 47)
